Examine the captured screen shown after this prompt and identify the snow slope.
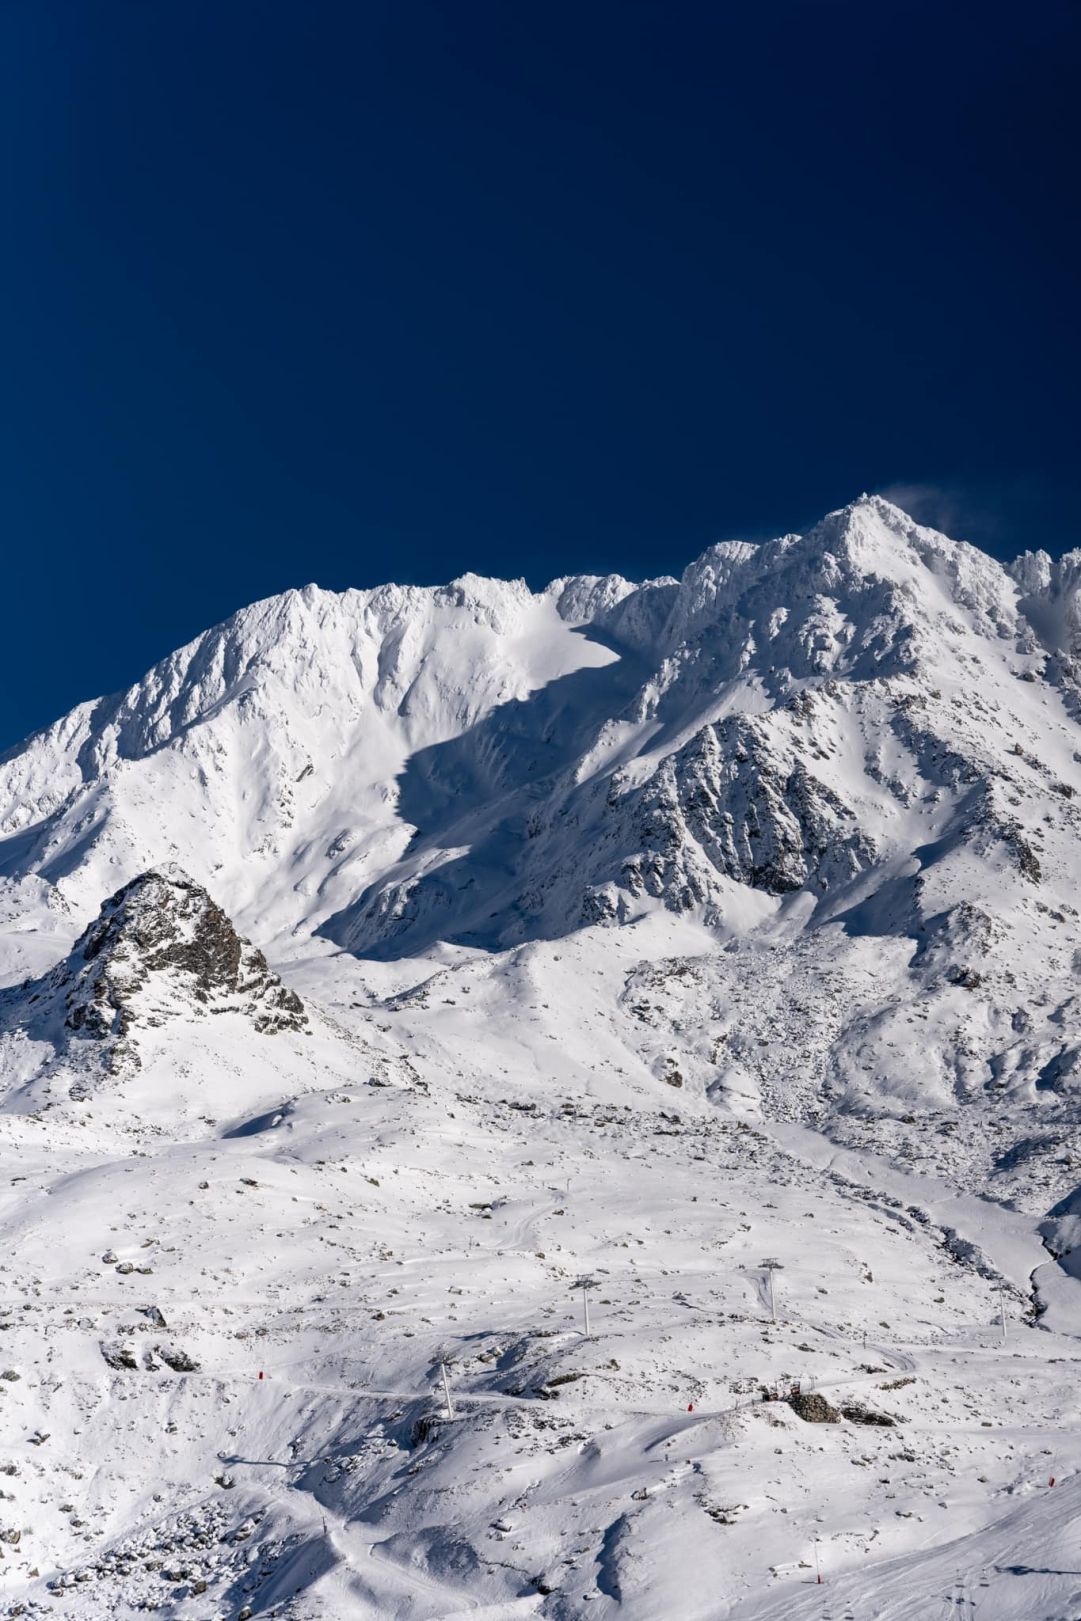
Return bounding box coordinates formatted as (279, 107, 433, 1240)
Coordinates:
(2, 496, 1081, 1618)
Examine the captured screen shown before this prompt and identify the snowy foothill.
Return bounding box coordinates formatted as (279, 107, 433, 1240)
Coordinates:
(3, 496, 1081, 1617)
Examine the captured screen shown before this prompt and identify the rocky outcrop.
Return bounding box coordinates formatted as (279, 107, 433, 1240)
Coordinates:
(787, 1391, 840, 1424)
(3, 868, 305, 1081)
(617, 716, 875, 909)
(65, 868, 305, 1036)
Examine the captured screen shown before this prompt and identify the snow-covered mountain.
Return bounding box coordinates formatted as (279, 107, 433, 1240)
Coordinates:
(3, 495, 1081, 1620)
(4, 495, 1081, 1181)
(3, 495, 1078, 958)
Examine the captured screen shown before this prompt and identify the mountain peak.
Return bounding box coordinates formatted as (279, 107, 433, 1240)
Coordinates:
(0, 490, 1071, 963)
(808, 491, 936, 554)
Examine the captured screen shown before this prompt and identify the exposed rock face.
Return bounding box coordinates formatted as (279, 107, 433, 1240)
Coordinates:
(4, 868, 305, 1082)
(64, 868, 305, 1043)
(619, 716, 875, 907)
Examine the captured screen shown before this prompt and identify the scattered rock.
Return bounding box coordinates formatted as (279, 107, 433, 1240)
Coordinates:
(101, 1342, 139, 1372)
(787, 1391, 840, 1424)
(156, 1345, 200, 1373)
(841, 1401, 897, 1427)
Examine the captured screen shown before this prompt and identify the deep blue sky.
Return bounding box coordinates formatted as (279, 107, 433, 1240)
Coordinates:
(2, 0, 1079, 747)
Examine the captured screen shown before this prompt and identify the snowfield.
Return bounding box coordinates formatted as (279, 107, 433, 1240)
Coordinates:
(3, 496, 1081, 1618)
